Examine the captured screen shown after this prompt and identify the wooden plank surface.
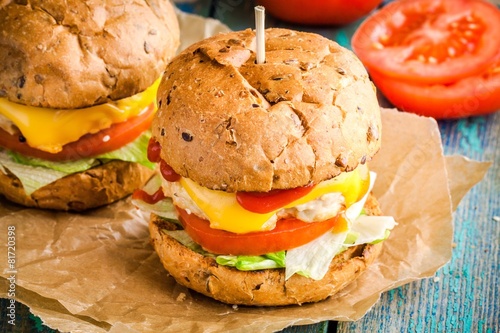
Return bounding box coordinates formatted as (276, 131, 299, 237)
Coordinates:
(337, 113, 499, 332)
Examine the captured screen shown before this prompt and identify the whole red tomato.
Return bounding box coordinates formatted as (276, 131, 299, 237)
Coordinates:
(257, 0, 383, 25)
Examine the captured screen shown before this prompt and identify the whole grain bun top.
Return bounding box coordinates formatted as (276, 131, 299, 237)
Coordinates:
(154, 28, 381, 192)
(0, 0, 179, 109)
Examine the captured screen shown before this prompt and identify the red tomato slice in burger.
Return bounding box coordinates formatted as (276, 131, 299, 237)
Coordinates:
(352, 0, 500, 84)
(370, 53, 500, 118)
(0, 104, 155, 161)
(176, 207, 346, 256)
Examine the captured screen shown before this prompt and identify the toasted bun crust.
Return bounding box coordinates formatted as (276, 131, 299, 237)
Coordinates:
(149, 193, 383, 306)
(0, 160, 153, 211)
(0, 0, 179, 109)
(153, 28, 381, 192)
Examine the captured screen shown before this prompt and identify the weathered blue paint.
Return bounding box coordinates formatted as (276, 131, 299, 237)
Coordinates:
(457, 117, 486, 153)
(335, 30, 350, 49)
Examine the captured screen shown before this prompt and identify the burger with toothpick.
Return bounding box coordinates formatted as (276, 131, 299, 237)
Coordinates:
(134, 26, 397, 305)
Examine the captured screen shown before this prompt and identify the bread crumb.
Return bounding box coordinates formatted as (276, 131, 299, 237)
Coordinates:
(176, 293, 187, 302)
(232, 304, 238, 311)
(493, 216, 500, 222)
(433, 277, 440, 282)
(452, 242, 457, 248)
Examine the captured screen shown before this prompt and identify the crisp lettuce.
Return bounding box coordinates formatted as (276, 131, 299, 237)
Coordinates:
(350, 216, 396, 246)
(0, 132, 154, 195)
(162, 225, 286, 271)
(130, 174, 178, 220)
(284, 171, 396, 280)
(163, 229, 212, 256)
(96, 133, 155, 169)
(216, 252, 286, 270)
(0, 151, 67, 195)
(284, 214, 396, 280)
(8, 151, 98, 173)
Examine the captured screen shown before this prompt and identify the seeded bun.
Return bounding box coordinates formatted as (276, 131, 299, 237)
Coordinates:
(0, 0, 180, 109)
(0, 160, 154, 211)
(153, 28, 381, 192)
(150, 193, 383, 306)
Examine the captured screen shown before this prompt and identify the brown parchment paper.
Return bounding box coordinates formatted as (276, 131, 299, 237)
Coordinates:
(0, 11, 491, 333)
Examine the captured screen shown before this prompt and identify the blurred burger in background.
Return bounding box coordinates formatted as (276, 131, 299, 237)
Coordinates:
(0, 0, 179, 211)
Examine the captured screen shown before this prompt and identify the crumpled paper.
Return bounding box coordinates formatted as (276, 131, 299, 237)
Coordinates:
(0, 10, 491, 333)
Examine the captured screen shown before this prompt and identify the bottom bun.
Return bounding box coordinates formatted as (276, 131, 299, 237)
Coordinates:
(0, 161, 154, 211)
(149, 194, 384, 306)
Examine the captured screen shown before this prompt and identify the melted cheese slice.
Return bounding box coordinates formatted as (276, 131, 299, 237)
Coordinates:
(0, 79, 160, 153)
(180, 164, 370, 234)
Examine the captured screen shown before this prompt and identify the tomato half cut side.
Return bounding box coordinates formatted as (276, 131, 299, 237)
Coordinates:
(0, 104, 155, 161)
(352, 0, 500, 84)
(370, 55, 500, 118)
(176, 207, 342, 256)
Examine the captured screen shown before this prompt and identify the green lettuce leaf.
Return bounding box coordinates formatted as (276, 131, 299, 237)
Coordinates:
(0, 132, 154, 195)
(8, 151, 98, 173)
(284, 214, 397, 280)
(350, 215, 396, 246)
(162, 225, 286, 271)
(0, 151, 67, 195)
(8, 131, 154, 173)
(216, 252, 286, 270)
(162, 229, 212, 256)
(97, 132, 155, 169)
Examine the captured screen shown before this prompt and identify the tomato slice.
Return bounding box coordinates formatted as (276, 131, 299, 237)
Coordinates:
(370, 53, 500, 118)
(235, 184, 315, 214)
(352, 0, 500, 84)
(176, 207, 345, 255)
(0, 104, 155, 161)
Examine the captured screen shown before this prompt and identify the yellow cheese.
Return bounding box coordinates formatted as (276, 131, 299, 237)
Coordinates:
(180, 164, 369, 234)
(0, 79, 160, 153)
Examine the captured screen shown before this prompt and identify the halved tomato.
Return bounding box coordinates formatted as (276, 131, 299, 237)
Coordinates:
(370, 53, 500, 118)
(352, 0, 500, 84)
(177, 207, 345, 255)
(0, 104, 155, 161)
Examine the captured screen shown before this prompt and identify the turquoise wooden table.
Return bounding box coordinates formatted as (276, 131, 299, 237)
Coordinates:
(1, 1, 498, 332)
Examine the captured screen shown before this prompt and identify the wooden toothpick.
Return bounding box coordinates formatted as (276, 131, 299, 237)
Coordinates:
(255, 6, 266, 64)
